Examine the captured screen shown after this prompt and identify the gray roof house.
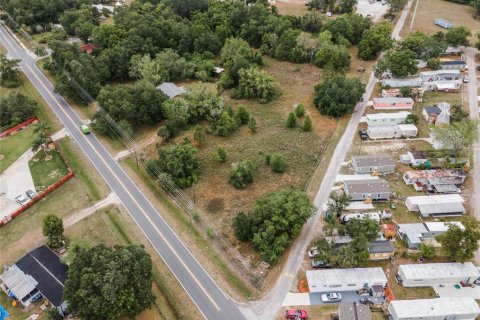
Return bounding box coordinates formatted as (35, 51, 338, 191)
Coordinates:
(369, 241, 395, 260)
(344, 179, 392, 201)
(440, 60, 466, 70)
(397, 221, 464, 249)
(156, 82, 187, 99)
(339, 303, 372, 320)
(352, 154, 396, 174)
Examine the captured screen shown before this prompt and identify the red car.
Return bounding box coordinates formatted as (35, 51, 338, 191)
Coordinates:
(285, 309, 308, 319)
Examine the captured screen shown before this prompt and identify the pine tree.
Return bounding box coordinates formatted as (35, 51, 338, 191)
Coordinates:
(287, 112, 297, 128)
(303, 115, 313, 132)
(248, 117, 257, 133)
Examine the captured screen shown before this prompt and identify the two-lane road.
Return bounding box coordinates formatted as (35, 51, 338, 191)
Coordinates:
(0, 23, 245, 320)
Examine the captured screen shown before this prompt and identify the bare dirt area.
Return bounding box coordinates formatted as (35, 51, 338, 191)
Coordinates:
(275, 0, 309, 16)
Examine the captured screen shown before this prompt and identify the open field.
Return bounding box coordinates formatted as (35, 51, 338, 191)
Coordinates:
(275, 0, 309, 16)
(405, 0, 480, 36)
(28, 147, 70, 191)
(0, 125, 35, 174)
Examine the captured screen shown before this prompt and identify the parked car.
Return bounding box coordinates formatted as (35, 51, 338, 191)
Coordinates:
(25, 189, 37, 199)
(311, 260, 330, 268)
(463, 77, 469, 83)
(321, 292, 342, 303)
(15, 194, 29, 205)
(81, 124, 91, 134)
(30, 293, 43, 303)
(307, 247, 319, 258)
(359, 130, 368, 140)
(285, 309, 307, 319)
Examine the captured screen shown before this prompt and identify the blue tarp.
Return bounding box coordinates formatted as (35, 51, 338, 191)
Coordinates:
(0, 304, 9, 320)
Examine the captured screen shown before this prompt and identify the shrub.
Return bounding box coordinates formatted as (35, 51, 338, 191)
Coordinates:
(303, 115, 313, 132)
(213, 111, 237, 136)
(232, 212, 252, 241)
(193, 125, 206, 144)
(268, 154, 287, 173)
(157, 143, 199, 188)
(235, 105, 250, 125)
(287, 112, 297, 128)
(236, 67, 281, 103)
(426, 58, 441, 70)
(216, 146, 228, 163)
(295, 104, 305, 117)
(229, 160, 255, 189)
(248, 117, 257, 133)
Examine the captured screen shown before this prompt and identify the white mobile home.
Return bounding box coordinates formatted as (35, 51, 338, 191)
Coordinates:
(306, 268, 387, 293)
(405, 194, 465, 217)
(352, 154, 396, 174)
(365, 112, 411, 126)
(389, 298, 480, 320)
(419, 70, 461, 82)
(367, 124, 417, 140)
(381, 77, 423, 88)
(397, 262, 479, 287)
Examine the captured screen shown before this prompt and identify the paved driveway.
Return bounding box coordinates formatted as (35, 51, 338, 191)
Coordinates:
(282, 291, 385, 306)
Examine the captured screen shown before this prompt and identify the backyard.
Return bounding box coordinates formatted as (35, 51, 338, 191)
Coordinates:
(28, 146, 70, 191)
(0, 125, 35, 174)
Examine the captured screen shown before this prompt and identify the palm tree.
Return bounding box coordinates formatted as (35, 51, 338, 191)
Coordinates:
(31, 122, 51, 158)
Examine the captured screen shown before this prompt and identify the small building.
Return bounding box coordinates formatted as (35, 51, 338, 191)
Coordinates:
(372, 98, 414, 110)
(339, 303, 372, 320)
(381, 77, 423, 88)
(423, 80, 461, 92)
(442, 46, 462, 56)
(405, 194, 465, 217)
(92, 4, 115, 12)
(401, 151, 428, 166)
(397, 221, 464, 249)
(441, 60, 466, 71)
(365, 112, 411, 127)
(422, 103, 450, 124)
(369, 241, 395, 260)
(156, 82, 187, 99)
(397, 262, 480, 287)
(367, 124, 418, 140)
(422, 106, 441, 123)
(306, 267, 387, 293)
(389, 298, 480, 320)
(213, 67, 224, 74)
(403, 169, 467, 192)
(420, 70, 461, 82)
(435, 18, 454, 29)
(351, 154, 396, 174)
(344, 179, 392, 201)
(0, 246, 68, 314)
(381, 88, 402, 98)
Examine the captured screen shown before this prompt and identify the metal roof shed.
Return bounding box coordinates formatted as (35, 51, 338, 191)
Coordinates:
(397, 262, 480, 287)
(306, 268, 387, 293)
(405, 194, 465, 217)
(389, 298, 480, 320)
(156, 82, 187, 99)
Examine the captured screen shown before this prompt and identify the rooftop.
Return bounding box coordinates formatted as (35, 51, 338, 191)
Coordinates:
(408, 151, 426, 160)
(424, 106, 441, 115)
(352, 154, 396, 168)
(306, 267, 387, 286)
(397, 124, 418, 131)
(0, 265, 38, 301)
(344, 179, 391, 194)
(369, 241, 395, 254)
(406, 194, 464, 205)
(156, 82, 187, 99)
(389, 298, 480, 318)
(373, 97, 414, 103)
(420, 69, 461, 76)
(366, 112, 411, 120)
(339, 303, 372, 320)
(424, 221, 464, 232)
(441, 60, 466, 65)
(398, 262, 479, 280)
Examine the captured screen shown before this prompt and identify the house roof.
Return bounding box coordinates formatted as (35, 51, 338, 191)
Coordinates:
(418, 202, 465, 215)
(352, 154, 396, 168)
(0, 265, 38, 301)
(156, 82, 187, 99)
(373, 97, 414, 104)
(397, 222, 464, 244)
(420, 70, 461, 77)
(408, 151, 426, 160)
(16, 245, 68, 307)
(389, 298, 480, 318)
(432, 184, 460, 193)
(404, 169, 466, 180)
(339, 303, 372, 320)
(424, 221, 464, 232)
(344, 179, 391, 195)
(435, 82, 460, 90)
(306, 268, 387, 287)
(366, 112, 411, 120)
(424, 106, 441, 116)
(369, 241, 395, 254)
(407, 194, 464, 205)
(382, 77, 423, 87)
(397, 124, 418, 131)
(398, 262, 479, 281)
(441, 60, 466, 66)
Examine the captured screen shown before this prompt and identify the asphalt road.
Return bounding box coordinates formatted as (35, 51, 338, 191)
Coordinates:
(0, 23, 245, 320)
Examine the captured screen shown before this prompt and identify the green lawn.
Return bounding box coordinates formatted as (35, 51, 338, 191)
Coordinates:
(0, 126, 35, 174)
(28, 148, 70, 191)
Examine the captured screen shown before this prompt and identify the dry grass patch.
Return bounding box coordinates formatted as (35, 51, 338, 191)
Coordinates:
(275, 0, 309, 16)
(277, 305, 339, 320)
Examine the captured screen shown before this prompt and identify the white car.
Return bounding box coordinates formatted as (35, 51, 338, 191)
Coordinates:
(321, 292, 342, 303)
(308, 247, 319, 258)
(15, 194, 29, 205)
(463, 77, 469, 83)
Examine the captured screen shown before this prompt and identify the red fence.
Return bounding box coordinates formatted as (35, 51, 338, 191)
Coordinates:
(0, 172, 74, 227)
(0, 117, 38, 139)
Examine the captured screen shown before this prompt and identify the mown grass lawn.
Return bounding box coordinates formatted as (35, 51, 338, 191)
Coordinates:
(28, 148, 69, 191)
(0, 125, 35, 174)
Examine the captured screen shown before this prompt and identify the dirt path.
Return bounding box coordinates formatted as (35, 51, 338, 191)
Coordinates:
(63, 192, 119, 227)
(113, 133, 157, 161)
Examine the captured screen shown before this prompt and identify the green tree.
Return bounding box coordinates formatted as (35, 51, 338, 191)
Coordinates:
(327, 192, 351, 218)
(375, 49, 418, 78)
(405, 114, 419, 125)
(157, 143, 199, 188)
(313, 237, 332, 263)
(450, 104, 469, 123)
(287, 112, 297, 128)
(31, 122, 51, 158)
(0, 53, 21, 88)
(476, 32, 480, 50)
(358, 22, 393, 60)
(193, 125, 206, 144)
(213, 111, 238, 136)
(232, 212, 252, 241)
(64, 244, 155, 320)
(427, 58, 441, 70)
(0, 92, 38, 128)
(314, 44, 351, 73)
(387, 0, 407, 13)
(331, 243, 358, 267)
(235, 105, 251, 125)
(445, 26, 472, 47)
(42, 214, 64, 250)
(164, 99, 190, 130)
(185, 84, 224, 122)
(268, 154, 287, 173)
(248, 117, 258, 133)
(229, 160, 255, 189)
(303, 115, 313, 132)
(400, 86, 413, 98)
(337, 0, 357, 13)
(216, 146, 228, 163)
(432, 120, 477, 158)
(345, 218, 380, 241)
(436, 218, 480, 262)
(236, 67, 281, 103)
(313, 75, 365, 118)
(420, 243, 436, 260)
(295, 104, 305, 117)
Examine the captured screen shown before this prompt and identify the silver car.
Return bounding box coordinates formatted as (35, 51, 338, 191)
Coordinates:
(321, 292, 342, 303)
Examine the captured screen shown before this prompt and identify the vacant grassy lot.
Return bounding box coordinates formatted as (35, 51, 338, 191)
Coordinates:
(0, 125, 35, 174)
(407, 0, 480, 35)
(29, 147, 70, 191)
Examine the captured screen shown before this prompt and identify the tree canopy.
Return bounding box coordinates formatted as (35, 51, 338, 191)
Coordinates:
(156, 142, 200, 188)
(437, 217, 480, 262)
(64, 244, 155, 320)
(375, 49, 418, 78)
(0, 53, 21, 88)
(432, 120, 477, 158)
(358, 22, 393, 60)
(42, 214, 64, 250)
(0, 93, 38, 129)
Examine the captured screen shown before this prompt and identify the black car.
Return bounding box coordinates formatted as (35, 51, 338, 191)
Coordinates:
(26, 189, 37, 199)
(311, 260, 331, 268)
(359, 130, 368, 140)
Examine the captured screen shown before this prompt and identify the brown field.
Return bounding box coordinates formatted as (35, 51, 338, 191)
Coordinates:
(275, 0, 309, 16)
(405, 0, 480, 36)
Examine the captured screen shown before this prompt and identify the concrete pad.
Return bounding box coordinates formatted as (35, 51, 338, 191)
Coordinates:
(356, 0, 389, 22)
(282, 293, 311, 306)
(346, 201, 375, 210)
(336, 174, 379, 183)
(433, 284, 480, 299)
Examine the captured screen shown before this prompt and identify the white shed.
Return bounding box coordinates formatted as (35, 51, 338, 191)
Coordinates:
(388, 298, 480, 320)
(306, 268, 387, 293)
(405, 194, 465, 217)
(397, 262, 480, 287)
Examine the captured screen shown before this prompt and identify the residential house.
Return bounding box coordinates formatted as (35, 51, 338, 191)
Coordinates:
(397, 221, 464, 249)
(388, 298, 480, 320)
(400, 151, 428, 166)
(423, 80, 461, 92)
(343, 179, 392, 201)
(422, 106, 442, 123)
(306, 268, 387, 293)
(422, 103, 451, 124)
(369, 241, 395, 260)
(0, 246, 68, 314)
(156, 82, 187, 99)
(441, 60, 466, 70)
(396, 262, 480, 287)
(367, 124, 418, 140)
(381, 77, 423, 88)
(339, 303, 372, 320)
(365, 112, 411, 126)
(405, 194, 465, 217)
(351, 154, 396, 174)
(372, 98, 414, 110)
(403, 169, 466, 192)
(419, 70, 461, 82)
